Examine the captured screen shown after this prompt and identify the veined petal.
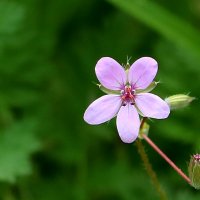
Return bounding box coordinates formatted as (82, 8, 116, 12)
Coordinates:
(84, 95, 122, 125)
(135, 93, 170, 119)
(128, 57, 158, 89)
(116, 104, 140, 143)
(95, 57, 126, 90)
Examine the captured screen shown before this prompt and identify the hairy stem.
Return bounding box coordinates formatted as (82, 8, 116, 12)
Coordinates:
(142, 134, 191, 184)
(140, 117, 191, 184)
(135, 139, 168, 200)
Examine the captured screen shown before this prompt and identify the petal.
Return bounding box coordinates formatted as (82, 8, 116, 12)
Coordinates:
(116, 104, 140, 143)
(128, 57, 158, 89)
(135, 93, 170, 119)
(95, 57, 126, 90)
(84, 95, 122, 125)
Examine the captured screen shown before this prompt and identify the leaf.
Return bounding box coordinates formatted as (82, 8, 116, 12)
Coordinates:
(0, 1, 24, 34)
(108, 0, 200, 59)
(0, 120, 40, 183)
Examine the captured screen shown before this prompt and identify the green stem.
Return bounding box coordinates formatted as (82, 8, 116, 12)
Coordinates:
(135, 139, 168, 200)
(142, 134, 191, 184)
(140, 118, 191, 184)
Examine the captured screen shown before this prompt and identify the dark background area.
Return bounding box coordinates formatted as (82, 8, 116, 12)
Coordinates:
(0, 0, 199, 199)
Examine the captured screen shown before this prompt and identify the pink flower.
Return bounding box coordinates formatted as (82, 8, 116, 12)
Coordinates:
(84, 57, 170, 143)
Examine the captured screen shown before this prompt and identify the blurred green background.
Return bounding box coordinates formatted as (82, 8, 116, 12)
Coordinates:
(0, 0, 200, 199)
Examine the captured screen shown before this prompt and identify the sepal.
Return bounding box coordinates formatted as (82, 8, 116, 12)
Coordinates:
(138, 121, 150, 139)
(188, 154, 200, 189)
(136, 81, 158, 94)
(98, 84, 121, 95)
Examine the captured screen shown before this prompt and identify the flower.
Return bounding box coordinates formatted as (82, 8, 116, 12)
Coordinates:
(188, 154, 200, 189)
(84, 57, 170, 143)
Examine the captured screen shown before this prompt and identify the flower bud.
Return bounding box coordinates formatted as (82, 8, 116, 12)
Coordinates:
(188, 154, 200, 189)
(139, 121, 150, 139)
(165, 94, 195, 110)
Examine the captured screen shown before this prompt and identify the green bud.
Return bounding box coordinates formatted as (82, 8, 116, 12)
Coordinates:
(138, 122, 150, 139)
(136, 81, 159, 94)
(97, 84, 120, 95)
(125, 63, 130, 70)
(165, 94, 195, 110)
(125, 56, 131, 70)
(188, 154, 200, 189)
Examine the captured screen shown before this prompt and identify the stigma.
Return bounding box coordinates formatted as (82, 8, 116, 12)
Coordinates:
(121, 85, 135, 106)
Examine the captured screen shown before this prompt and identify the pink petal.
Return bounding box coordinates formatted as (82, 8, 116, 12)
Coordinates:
(116, 104, 140, 143)
(135, 93, 170, 119)
(84, 95, 122, 125)
(95, 57, 126, 90)
(128, 57, 158, 89)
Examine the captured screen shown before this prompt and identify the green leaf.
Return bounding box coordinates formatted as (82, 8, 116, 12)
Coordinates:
(0, 120, 40, 183)
(108, 0, 200, 59)
(0, 1, 24, 34)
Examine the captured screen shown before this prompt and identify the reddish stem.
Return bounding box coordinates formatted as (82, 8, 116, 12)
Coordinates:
(142, 134, 191, 184)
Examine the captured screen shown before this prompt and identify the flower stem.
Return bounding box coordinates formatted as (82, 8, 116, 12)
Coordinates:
(142, 134, 191, 184)
(135, 139, 168, 200)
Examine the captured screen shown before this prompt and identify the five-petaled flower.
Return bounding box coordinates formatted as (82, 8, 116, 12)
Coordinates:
(84, 57, 170, 143)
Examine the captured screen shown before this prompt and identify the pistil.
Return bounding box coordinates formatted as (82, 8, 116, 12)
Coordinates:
(121, 85, 135, 106)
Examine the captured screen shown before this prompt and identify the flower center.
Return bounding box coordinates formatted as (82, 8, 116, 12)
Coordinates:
(121, 85, 135, 106)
